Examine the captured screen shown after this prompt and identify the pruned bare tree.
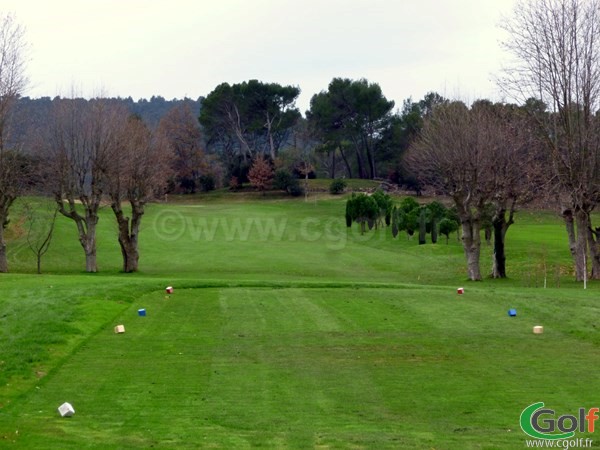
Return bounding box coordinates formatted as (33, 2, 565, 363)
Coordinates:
(407, 102, 496, 280)
(501, 0, 600, 281)
(0, 13, 28, 272)
(409, 100, 541, 280)
(471, 100, 543, 278)
(44, 97, 127, 272)
(107, 115, 172, 273)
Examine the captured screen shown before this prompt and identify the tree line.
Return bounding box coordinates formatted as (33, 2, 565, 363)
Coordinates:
(198, 78, 438, 189)
(0, 10, 440, 274)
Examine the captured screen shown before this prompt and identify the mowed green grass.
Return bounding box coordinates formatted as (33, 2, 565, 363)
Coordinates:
(5, 194, 575, 286)
(0, 192, 598, 449)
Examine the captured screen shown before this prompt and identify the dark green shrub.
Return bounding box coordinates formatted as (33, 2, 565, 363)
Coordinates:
(329, 179, 347, 195)
(405, 208, 418, 237)
(371, 190, 393, 227)
(273, 170, 294, 191)
(399, 197, 419, 213)
(345, 193, 379, 234)
(439, 218, 459, 244)
(444, 207, 461, 242)
(273, 169, 304, 196)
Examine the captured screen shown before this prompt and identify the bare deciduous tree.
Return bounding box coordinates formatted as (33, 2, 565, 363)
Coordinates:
(107, 115, 172, 273)
(501, 0, 600, 281)
(409, 101, 540, 280)
(408, 102, 494, 280)
(157, 103, 207, 193)
(0, 13, 28, 272)
(472, 101, 543, 278)
(411, 100, 534, 280)
(45, 97, 126, 272)
(23, 199, 58, 274)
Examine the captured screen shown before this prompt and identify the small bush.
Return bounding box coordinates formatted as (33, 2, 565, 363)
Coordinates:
(329, 179, 347, 195)
(273, 170, 294, 191)
(274, 169, 303, 196)
(439, 218, 459, 244)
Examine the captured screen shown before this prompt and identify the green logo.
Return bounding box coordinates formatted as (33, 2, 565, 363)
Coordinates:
(520, 402, 600, 440)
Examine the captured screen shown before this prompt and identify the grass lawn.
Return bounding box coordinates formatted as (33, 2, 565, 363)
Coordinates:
(0, 191, 597, 449)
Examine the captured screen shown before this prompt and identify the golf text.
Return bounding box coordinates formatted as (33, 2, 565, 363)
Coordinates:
(525, 438, 593, 448)
(521, 402, 599, 440)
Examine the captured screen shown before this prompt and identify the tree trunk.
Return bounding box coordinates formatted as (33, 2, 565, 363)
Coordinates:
(484, 227, 492, 245)
(304, 169, 309, 202)
(461, 218, 482, 281)
(431, 218, 438, 244)
(111, 199, 144, 273)
(563, 208, 587, 281)
(56, 196, 100, 273)
(330, 150, 336, 178)
(0, 197, 15, 273)
(118, 235, 139, 273)
(491, 214, 509, 279)
(355, 146, 366, 179)
(574, 209, 588, 282)
(351, 136, 368, 179)
(587, 220, 600, 279)
(562, 209, 577, 261)
(363, 136, 376, 179)
(370, 150, 376, 179)
(338, 145, 353, 178)
(0, 224, 7, 273)
(85, 248, 97, 273)
(264, 111, 278, 160)
(230, 105, 252, 161)
(81, 224, 98, 273)
(492, 225, 507, 279)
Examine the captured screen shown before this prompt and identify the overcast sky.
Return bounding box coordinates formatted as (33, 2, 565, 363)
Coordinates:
(4, 0, 518, 114)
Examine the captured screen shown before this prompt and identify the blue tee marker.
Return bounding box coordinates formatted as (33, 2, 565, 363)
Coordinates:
(138, 308, 146, 317)
(508, 309, 517, 317)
